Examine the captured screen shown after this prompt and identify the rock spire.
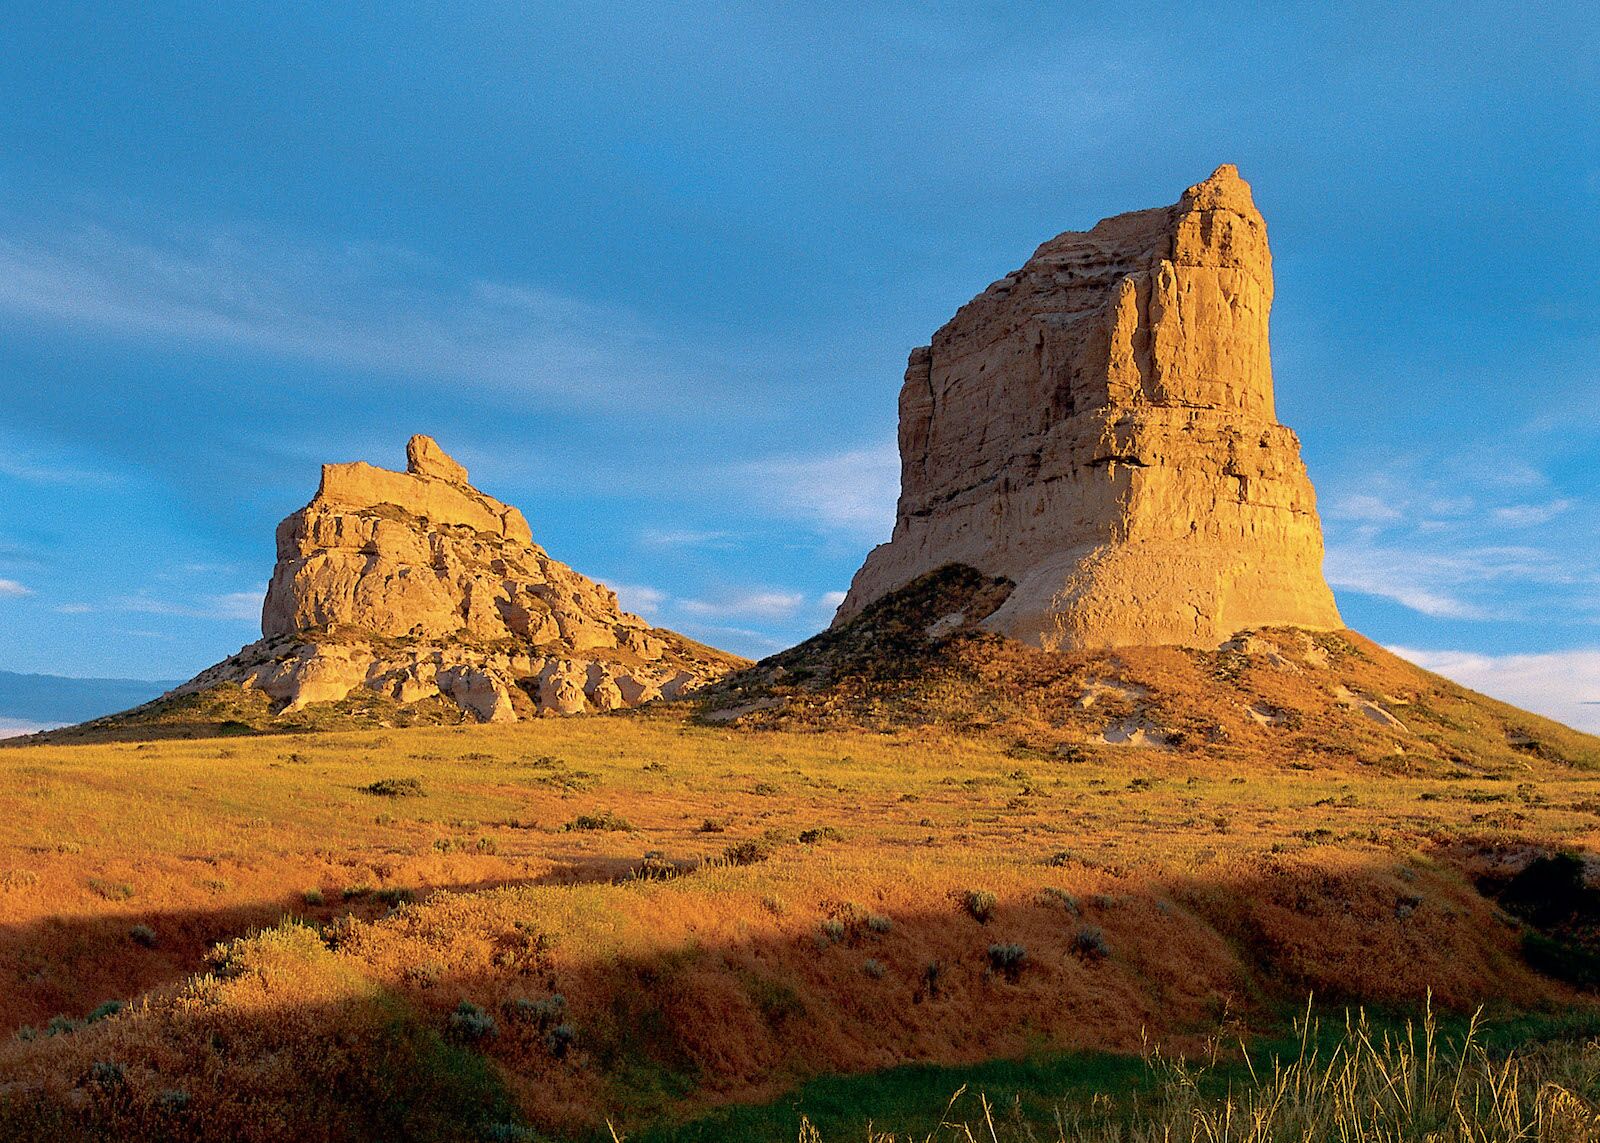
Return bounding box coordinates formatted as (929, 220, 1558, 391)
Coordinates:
(833, 165, 1342, 649)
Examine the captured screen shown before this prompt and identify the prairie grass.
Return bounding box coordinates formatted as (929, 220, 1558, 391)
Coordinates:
(639, 1006, 1600, 1142)
(0, 639, 1598, 1136)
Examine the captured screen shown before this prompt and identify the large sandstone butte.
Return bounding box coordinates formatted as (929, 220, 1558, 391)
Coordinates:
(835, 165, 1342, 650)
(169, 436, 744, 725)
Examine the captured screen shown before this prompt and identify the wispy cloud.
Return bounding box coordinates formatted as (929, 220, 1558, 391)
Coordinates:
(1320, 458, 1595, 623)
(57, 587, 265, 623)
(1490, 500, 1573, 527)
(674, 624, 791, 654)
(0, 449, 122, 488)
(0, 213, 706, 406)
(736, 443, 899, 537)
(607, 582, 667, 618)
(1388, 645, 1600, 734)
(679, 590, 808, 622)
(0, 579, 32, 598)
(637, 528, 738, 550)
(1326, 493, 1404, 523)
(1323, 543, 1589, 621)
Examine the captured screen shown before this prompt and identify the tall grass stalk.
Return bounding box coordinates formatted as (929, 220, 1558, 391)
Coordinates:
(777, 1002, 1600, 1142)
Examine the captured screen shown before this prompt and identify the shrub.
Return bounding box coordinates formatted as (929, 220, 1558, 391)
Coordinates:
(696, 817, 727, 833)
(0, 869, 40, 892)
(564, 810, 634, 832)
(504, 994, 566, 1030)
(722, 838, 773, 866)
(89, 1061, 125, 1089)
(129, 923, 158, 948)
(342, 884, 373, 900)
(302, 888, 325, 906)
(988, 942, 1027, 981)
(86, 1000, 123, 1024)
(963, 889, 997, 923)
(1500, 852, 1593, 926)
(866, 912, 893, 934)
(87, 878, 135, 901)
(1073, 924, 1110, 961)
(863, 958, 886, 979)
(1037, 887, 1079, 913)
(446, 1000, 498, 1044)
(628, 853, 684, 882)
(155, 1089, 190, 1114)
(360, 777, 425, 797)
(819, 918, 847, 943)
(546, 1022, 576, 1058)
(376, 887, 415, 906)
(798, 826, 845, 844)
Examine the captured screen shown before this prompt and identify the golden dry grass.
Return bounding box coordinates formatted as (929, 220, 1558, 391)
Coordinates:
(1, 647, 1600, 1140)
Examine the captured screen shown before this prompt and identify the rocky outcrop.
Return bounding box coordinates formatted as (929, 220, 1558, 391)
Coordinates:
(176, 436, 744, 722)
(834, 165, 1342, 650)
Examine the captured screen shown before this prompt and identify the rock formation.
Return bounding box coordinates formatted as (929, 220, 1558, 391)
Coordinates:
(175, 436, 744, 722)
(834, 165, 1342, 649)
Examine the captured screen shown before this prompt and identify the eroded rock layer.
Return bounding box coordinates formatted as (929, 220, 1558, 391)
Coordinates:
(834, 165, 1342, 649)
(175, 436, 744, 722)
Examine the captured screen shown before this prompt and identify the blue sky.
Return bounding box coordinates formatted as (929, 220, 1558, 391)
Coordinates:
(0, 2, 1596, 730)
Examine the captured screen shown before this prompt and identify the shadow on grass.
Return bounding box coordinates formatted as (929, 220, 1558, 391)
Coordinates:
(0, 844, 1595, 1141)
(0, 855, 671, 1034)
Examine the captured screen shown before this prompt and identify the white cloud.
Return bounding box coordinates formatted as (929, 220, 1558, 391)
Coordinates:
(820, 590, 848, 609)
(1323, 548, 1487, 619)
(1491, 500, 1573, 527)
(637, 528, 737, 550)
(61, 587, 266, 623)
(672, 623, 790, 655)
(607, 582, 668, 617)
(0, 579, 31, 598)
(678, 590, 808, 621)
(1328, 494, 1403, 523)
(1388, 646, 1600, 734)
(737, 443, 899, 537)
(0, 214, 696, 406)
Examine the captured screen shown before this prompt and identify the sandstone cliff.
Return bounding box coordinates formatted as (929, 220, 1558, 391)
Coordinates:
(167, 436, 744, 726)
(834, 165, 1342, 650)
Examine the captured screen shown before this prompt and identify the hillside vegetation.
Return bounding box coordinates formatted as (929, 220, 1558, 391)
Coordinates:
(1, 571, 1599, 1138)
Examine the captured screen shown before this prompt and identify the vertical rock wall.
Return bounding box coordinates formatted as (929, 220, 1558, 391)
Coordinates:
(835, 165, 1342, 649)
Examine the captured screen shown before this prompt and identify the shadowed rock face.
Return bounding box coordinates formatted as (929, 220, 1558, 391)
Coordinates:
(178, 436, 745, 723)
(835, 165, 1342, 650)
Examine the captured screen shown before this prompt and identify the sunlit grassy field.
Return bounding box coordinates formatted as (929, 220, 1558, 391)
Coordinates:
(3, 660, 1600, 1139)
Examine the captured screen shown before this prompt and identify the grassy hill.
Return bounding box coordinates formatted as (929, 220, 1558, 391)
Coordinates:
(0, 570, 1598, 1138)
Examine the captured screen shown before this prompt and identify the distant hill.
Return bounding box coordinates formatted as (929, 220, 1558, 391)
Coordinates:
(0, 670, 180, 728)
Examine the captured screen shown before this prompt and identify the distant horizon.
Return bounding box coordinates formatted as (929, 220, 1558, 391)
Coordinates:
(2, 3, 1595, 731)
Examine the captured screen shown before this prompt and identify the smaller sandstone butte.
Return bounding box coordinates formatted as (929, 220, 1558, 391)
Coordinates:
(835, 165, 1342, 650)
(164, 436, 744, 726)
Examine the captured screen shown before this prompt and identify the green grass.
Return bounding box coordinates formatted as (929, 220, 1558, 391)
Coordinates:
(634, 1006, 1600, 1143)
